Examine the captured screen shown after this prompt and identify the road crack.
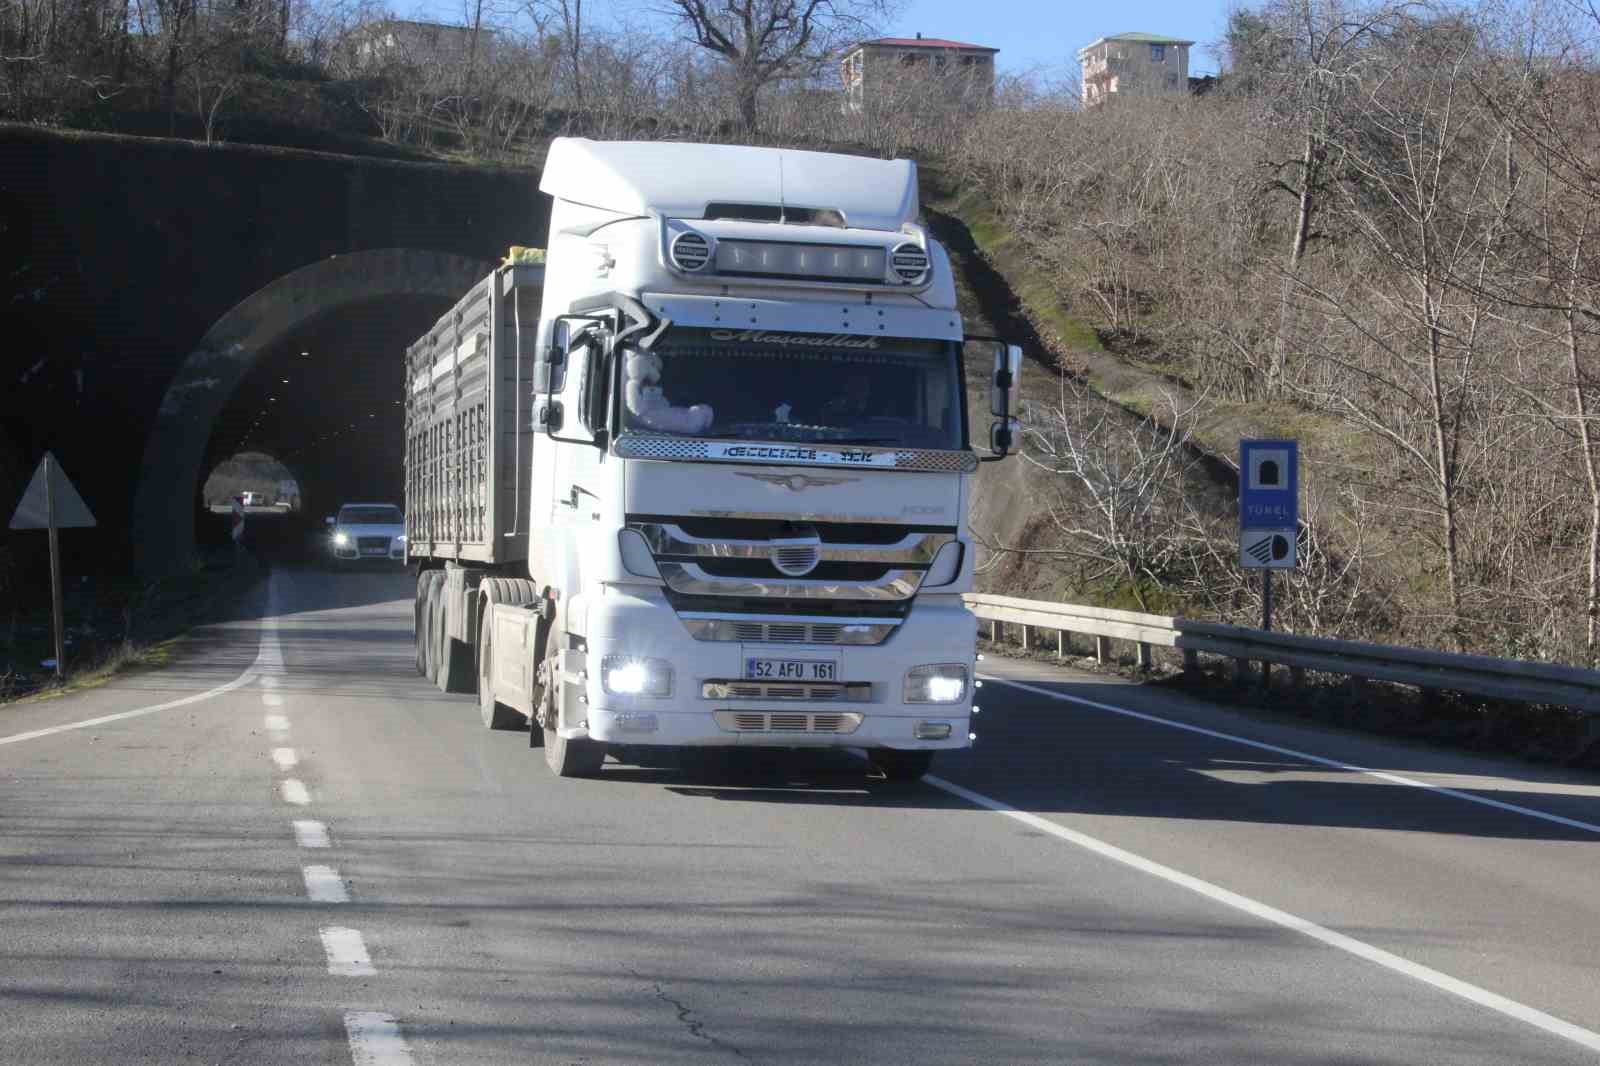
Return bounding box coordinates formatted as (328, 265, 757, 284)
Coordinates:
(633, 969, 752, 1062)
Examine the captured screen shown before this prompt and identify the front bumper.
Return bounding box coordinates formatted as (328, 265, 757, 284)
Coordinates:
(576, 587, 976, 750)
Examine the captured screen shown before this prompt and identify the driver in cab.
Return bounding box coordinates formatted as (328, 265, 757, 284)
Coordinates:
(818, 370, 872, 422)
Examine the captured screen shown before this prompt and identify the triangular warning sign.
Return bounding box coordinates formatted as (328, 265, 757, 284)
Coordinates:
(9, 452, 97, 530)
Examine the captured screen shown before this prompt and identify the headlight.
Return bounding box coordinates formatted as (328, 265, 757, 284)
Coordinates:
(601, 656, 673, 697)
(333, 532, 349, 546)
(905, 664, 968, 704)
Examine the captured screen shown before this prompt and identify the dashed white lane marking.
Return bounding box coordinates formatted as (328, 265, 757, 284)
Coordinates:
(292, 820, 330, 848)
(263, 691, 285, 707)
(926, 772, 1600, 1054)
(302, 865, 350, 903)
(344, 1011, 414, 1065)
(271, 747, 298, 770)
(280, 779, 310, 806)
(320, 927, 376, 976)
(264, 714, 289, 734)
(985, 675, 1600, 837)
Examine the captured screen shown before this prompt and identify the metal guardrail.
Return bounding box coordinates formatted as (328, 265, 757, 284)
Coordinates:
(964, 593, 1600, 713)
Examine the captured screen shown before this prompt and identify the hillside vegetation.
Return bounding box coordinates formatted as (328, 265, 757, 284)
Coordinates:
(8, 0, 1600, 665)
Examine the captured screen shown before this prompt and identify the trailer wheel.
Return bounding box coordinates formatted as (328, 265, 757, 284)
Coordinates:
(476, 604, 524, 731)
(415, 572, 441, 679)
(435, 596, 473, 696)
(868, 749, 934, 783)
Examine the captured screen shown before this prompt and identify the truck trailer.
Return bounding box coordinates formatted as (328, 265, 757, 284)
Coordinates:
(408, 137, 1022, 780)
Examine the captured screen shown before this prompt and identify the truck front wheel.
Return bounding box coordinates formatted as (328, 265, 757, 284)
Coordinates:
(543, 726, 605, 777)
(538, 638, 603, 776)
(869, 749, 934, 783)
(476, 608, 524, 731)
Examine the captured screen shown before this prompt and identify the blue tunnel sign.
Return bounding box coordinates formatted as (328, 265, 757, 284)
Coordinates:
(1239, 439, 1297, 570)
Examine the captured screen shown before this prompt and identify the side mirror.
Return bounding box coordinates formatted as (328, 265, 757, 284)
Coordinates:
(991, 343, 1022, 420)
(324, 516, 335, 526)
(990, 417, 1021, 459)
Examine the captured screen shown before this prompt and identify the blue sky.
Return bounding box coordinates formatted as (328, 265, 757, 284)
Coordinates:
(862, 0, 1232, 76)
(408, 1, 1235, 78)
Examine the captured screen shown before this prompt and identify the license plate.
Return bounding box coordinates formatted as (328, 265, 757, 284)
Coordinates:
(361, 547, 387, 556)
(744, 658, 836, 682)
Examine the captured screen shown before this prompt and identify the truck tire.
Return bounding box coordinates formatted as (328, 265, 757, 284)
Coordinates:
(435, 597, 474, 696)
(869, 749, 934, 783)
(415, 571, 441, 679)
(475, 604, 524, 731)
(538, 632, 602, 776)
(543, 725, 605, 777)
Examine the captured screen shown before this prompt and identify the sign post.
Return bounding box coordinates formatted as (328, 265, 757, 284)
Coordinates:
(9, 451, 97, 680)
(1239, 440, 1298, 685)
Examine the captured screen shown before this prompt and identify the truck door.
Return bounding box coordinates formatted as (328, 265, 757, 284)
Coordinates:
(533, 315, 612, 582)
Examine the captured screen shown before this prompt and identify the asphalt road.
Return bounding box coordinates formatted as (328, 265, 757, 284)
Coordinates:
(3, 567, 1598, 1064)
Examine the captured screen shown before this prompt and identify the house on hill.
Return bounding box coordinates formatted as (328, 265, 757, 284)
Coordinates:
(348, 19, 495, 70)
(840, 33, 999, 112)
(1078, 32, 1195, 106)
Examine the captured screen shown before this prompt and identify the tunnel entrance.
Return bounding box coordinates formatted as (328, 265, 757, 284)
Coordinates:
(135, 249, 492, 574)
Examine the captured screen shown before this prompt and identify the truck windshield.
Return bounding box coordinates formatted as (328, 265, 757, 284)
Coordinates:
(619, 328, 963, 450)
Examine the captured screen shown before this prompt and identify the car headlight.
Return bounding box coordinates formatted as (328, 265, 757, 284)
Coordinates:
(333, 532, 349, 547)
(905, 663, 968, 704)
(600, 656, 673, 697)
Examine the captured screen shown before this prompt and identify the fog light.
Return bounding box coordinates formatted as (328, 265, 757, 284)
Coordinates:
(613, 712, 659, 734)
(914, 721, 953, 740)
(601, 656, 673, 697)
(905, 664, 968, 704)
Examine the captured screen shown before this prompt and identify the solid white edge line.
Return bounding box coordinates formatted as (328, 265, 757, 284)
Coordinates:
(0, 571, 283, 748)
(271, 747, 298, 770)
(320, 926, 376, 976)
(984, 675, 1600, 837)
(280, 778, 311, 806)
(344, 1011, 414, 1065)
(302, 864, 349, 903)
(0, 670, 257, 746)
(292, 819, 330, 849)
(923, 772, 1600, 1053)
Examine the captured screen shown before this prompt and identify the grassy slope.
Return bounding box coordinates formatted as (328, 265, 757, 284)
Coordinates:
(923, 167, 1438, 636)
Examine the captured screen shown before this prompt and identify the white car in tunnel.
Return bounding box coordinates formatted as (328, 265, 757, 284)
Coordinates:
(326, 503, 406, 565)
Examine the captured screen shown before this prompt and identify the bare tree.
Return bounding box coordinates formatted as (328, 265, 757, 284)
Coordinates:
(664, 0, 892, 134)
(1016, 379, 1216, 611)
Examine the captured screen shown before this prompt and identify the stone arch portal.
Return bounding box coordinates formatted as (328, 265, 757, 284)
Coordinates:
(134, 249, 492, 574)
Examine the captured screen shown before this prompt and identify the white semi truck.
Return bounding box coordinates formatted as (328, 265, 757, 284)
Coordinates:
(409, 138, 1022, 780)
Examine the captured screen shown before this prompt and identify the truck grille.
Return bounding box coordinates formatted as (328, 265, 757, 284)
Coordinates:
(739, 621, 840, 644)
(702, 681, 872, 702)
(713, 711, 864, 734)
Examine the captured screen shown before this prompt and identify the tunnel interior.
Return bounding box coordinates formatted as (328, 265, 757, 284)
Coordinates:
(196, 294, 455, 562)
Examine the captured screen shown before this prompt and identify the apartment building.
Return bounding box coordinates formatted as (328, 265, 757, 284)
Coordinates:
(1078, 32, 1194, 106)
